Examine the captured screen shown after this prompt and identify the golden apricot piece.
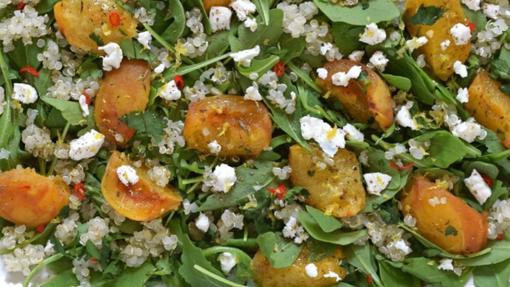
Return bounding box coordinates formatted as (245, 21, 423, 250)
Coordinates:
(183, 95, 272, 158)
(203, 0, 231, 12)
(54, 0, 137, 52)
(102, 151, 182, 221)
(404, 0, 471, 80)
(252, 246, 346, 287)
(316, 60, 394, 130)
(289, 145, 366, 218)
(0, 168, 69, 227)
(94, 60, 151, 145)
(467, 70, 510, 148)
(401, 176, 488, 254)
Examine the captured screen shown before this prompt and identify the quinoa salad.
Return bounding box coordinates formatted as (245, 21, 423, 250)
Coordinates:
(1, 0, 510, 286)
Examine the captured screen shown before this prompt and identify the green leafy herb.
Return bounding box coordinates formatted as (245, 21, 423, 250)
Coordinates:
(410, 5, 445, 25)
(457, 240, 510, 266)
(346, 245, 383, 287)
(298, 211, 367, 245)
(122, 110, 166, 143)
(230, 9, 283, 51)
(379, 260, 420, 287)
(160, 0, 186, 43)
(474, 259, 510, 287)
(237, 55, 280, 78)
(444, 225, 458, 236)
(256, 232, 303, 268)
(110, 261, 156, 287)
(41, 97, 85, 126)
(381, 73, 412, 91)
(305, 205, 343, 232)
(313, 0, 399, 26)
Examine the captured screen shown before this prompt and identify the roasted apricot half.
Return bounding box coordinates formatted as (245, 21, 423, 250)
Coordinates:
(94, 59, 151, 145)
(101, 151, 182, 221)
(183, 95, 272, 158)
(203, 0, 231, 11)
(0, 168, 69, 227)
(401, 176, 488, 254)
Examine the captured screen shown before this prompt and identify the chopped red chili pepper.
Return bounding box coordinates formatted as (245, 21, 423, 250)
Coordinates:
(467, 22, 476, 33)
(174, 75, 185, 90)
(35, 224, 46, 233)
(15, 0, 25, 10)
(389, 161, 414, 172)
(82, 91, 92, 105)
(366, 274, 373, 285)
(272, 61, 286, 77)
(109, 12, 122, 28)
(19, 66, 39, 78)
(481, 173, 494, 188)
(89, 258, 98, 264)
(268, 184, 287, 200)
(497, 233, 505, 241)
(73, 182, 87, 201)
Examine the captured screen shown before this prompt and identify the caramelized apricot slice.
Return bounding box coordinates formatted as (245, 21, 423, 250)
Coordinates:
(316, 59, 394, 130)
(183, 95, 272, 158)
(54, 0, 137, 52)
(289, 145, 366, 218)
(102, 151, 182, 221)
(94, 60, 151, 145)
(0, 168, 69, 227)
(401, 176, 488, 254)
(203, 0, 231, 11)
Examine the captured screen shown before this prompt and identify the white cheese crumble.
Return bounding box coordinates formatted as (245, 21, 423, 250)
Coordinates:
(368, 51, 388, 71)
(416, 54, 426, 68)
(209, 6, 232, 32)
(272, 166, 292, 180)
(300, 115, 346, 157)
(12, 83, 38, 104)
(316, 67, 328, 80)
(208, 164, 237, 193)
(484, 4, 500, 19)
(453, 61, 468, 78)
(331, 65, 362, 87)
(69, 129, 105, 161)
(405, 36, 428, 52)
(243, 17, 258, 32)
(359, 23, 386, 45)
(158, 80, 182, 101)
(342, 123, 364, 142)
(462, 0, 480, 11)
(408, 139, 429, 160)
(207, 140, 222, 154)
(451, 120, 486, 143)
(450, 24, 472, 46)
(136, 31, 152, 49)
(348, 50, 365, 62)
(195, 213, 210, 233)
(456, 87, 469, 103)
(218, 252, 237, 274)
(230, 0, 257, 21)
(98, 43, 123, 71)
(116, 165, 139, 186)
(363, 172, 392, 196)
(437, 258, 463, 276)
(323, 271, 342, 282)
(78, 95, 89, 117)
(304, 263, 318, 278)
(230, 45, 260, 67)
(440, 39, 451, 51)
(464, 169, 492, 205)
(244, 83, 262, 101)
(396, 101, 418, 130)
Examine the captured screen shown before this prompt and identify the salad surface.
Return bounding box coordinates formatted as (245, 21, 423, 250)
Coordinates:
(0, 0, 510, 286)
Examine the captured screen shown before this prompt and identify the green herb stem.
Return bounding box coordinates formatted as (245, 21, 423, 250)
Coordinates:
(23, 253, 64, 287)
(193, 264, 246, 287)
(0, 49, 13, 148)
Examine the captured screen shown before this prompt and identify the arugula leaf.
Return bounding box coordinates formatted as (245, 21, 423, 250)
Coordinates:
(331, 22, 364, 55)
(199, 161, 274, 211)
(118, 39, 156, 62)
(35, 0, 59, 13)
(41, 97, 85, 126)
(409, 5, 444, 25)
(379, 260, 420, 287)
(381, 73, 412, 91)
(457, 240, 510, 266)
(122, 110, 166, 143)
(279, 35, 306, 63)
(256, 232, 303, 268)
(313, 0, 399, 26)
(160, 0, 186, 43)
(253, 0, 271, 26)
(231, 9, 283, 51)
(32, 69, 52, 96)
(110, 261, 156, 287)
(398, 258, 471, 287)
(199, 31, 231, 61)
(8, 41, 42, 69)
(298, 211, 367, 245)
(237, 55, 280, 78)
(474, 259, 510, 287)
(346, 245, 383, 287)
(305, 205, 343, 232)
(40, 269, 79, 287)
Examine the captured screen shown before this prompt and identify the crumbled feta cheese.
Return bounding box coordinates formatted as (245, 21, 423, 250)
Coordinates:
(218, 252, 237, 274)
(342, 123, 364, 142)
(183, 199, 199, 215)
(359, 23, 386, 45)
(272, 166, 292, 180)
(462, 0, 480, 11)
(69, 129, 105, 161)
(305, 263, 318, 278)
(404, 214, 416, 227)
(195, 213, 210, 233)
(416, 54, 426, 68)
(243, 17, 258, 32)
(208, 140, 222, 154)
(484, 4, 500, 19)
(363, 173, 392, 196)
(116, 165, 139, 186)
(450, 24, 472, 45)
(368, 51, 388, 71)
(158, 80, 182, 101)
(405, 36, 428, 52)
(348, 50, 365, 62)
(230, 45, 260, 67)
(384, 143, 407, 160)
(408, 139, 429, 160)
(331, 65, 362, 87)
(300, 115, 346, 157)
(323, 271, 342, 282)
(437, 258, 463, 276)
(136, 31, 152, 49)
(396, 101, 418, 130)
(208, 164, 237, 193)
(316, 68, 328, 80)
(230, 0, 256, 21)
(451, 120, 486, 142)
(12, 83, 38, 104)
(78, 94, 89, 117)
(440, 39, 451, 51)
(244, 83, 262, 101)
(209, 6, 232, 32)
(428, 196, 448, 206)
(98, 43, 123, 71)
(464, 169, 492, 205)
(456, 87, 469, 103)
(388, 239, 412, 256)
(453, 61, 468, 78)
